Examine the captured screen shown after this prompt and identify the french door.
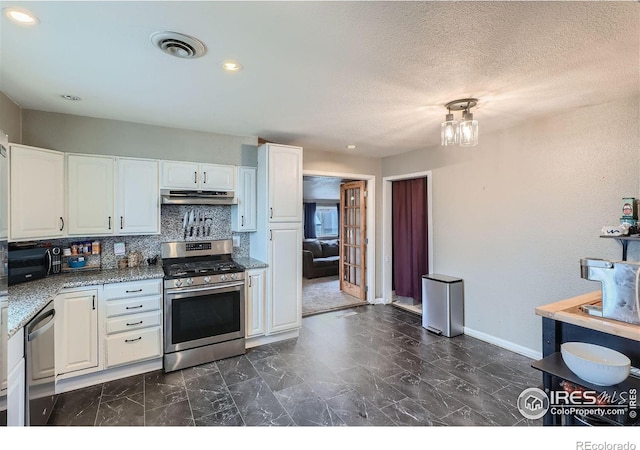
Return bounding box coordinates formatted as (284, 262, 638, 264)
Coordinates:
(339, 180, 367, 300)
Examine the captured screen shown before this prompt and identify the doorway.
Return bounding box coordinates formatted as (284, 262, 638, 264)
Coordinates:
(382, 171, 433, 314)
(301, 172, 375, 317)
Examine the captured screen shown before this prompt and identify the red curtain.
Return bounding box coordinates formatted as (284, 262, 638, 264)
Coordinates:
(392, 177, 429, 301)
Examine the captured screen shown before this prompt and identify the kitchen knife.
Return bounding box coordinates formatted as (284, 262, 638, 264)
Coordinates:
(182, 211, 188, 231)
(189, 209, 195, 237)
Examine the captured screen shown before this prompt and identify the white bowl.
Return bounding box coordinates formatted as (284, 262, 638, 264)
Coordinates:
(561, 342, 630, 386)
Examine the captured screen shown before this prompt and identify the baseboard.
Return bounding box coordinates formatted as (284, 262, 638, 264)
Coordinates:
(372, 297, 389, 305)
(463, 326, 542, 360)
(55, 358, 163, 394)
(245, 329, 300, 349)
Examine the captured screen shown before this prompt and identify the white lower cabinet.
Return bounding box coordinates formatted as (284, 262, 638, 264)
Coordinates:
(104, 279, 163, 368)
(245, 268, 265, 337)
(55, 288, 99, 375)
(268, 224, 302, 334)
(7, 329, 25, 426)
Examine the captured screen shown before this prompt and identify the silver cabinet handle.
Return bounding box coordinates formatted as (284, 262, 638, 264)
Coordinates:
(270, 230, 273, 241)
(194, 171, 198, 184)
(270, 207, 273, 219)
(241, 215, 244, 227)
(125, 337, 142, 343)
(249, 276, 252, 288)
(126, 321, 143, 326)
(125, 305, 143, 310)
(59, 217, 64, 231)
(108, 216, 112, 230)
(126, 289, 143, 293)
(92, 295, 96, 310)
(120, 216, 124, 230)
(204, 172, 207, 184)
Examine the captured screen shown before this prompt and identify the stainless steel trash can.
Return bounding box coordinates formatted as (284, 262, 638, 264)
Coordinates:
(422, 274, 464, 337)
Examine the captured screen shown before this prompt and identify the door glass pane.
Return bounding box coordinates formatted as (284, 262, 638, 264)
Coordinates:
(355, 268, 361, 285)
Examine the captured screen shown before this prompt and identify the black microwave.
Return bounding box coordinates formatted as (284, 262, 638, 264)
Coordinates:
(8, 245, 62, 286)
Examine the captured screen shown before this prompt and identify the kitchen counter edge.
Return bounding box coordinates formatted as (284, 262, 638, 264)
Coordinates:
(233, 257, 268, 269)
(8, 266, 165, 338)
(535, 290, 640, 342)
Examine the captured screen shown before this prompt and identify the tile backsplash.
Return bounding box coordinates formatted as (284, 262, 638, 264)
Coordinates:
(42, 205, 250, 269)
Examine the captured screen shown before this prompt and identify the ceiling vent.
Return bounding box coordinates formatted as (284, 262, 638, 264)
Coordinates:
(150, 31, 206, 59)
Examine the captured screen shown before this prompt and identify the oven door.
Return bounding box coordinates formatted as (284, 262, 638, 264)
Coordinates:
(164, 282, 245, 354)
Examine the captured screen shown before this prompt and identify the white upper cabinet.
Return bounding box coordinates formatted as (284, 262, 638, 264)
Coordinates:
(9, 144, 65, 241)
(116, 158, 160, 234)
(160, 161, 199, 189)
(161, 160, 235, 191)
(67, 154, 115, 236)
(200, 163, 235, 191)
(231, 166, 257, 232)
(267, 145, 302, 222)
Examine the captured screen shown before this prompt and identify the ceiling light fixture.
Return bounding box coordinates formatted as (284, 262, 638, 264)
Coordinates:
(60, 95, 81, 101)
(346, 144, 357, 150)
(441, 98, 479, 147)
(222, 61, 242, 72)
(3, 7, 39, 25)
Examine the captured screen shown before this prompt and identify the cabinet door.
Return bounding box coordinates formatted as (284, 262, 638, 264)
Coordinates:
(55, 290, 99, 375)
(268, 224, 302, 334)
(246, 268, 265, 337)
(200, 163, 235, 190)
(7, 358, 25, 426)
(0, 133, 8, 239)
(232, 167, 257, 232)
(160, 161, 199, 189)
(9, 145, 65, 241)
(67, 154, 114, 235)
(117, 158, 159, 234)
(268, 145, 302, 222)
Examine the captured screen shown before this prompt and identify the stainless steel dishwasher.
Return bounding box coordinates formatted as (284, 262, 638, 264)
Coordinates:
(25, 300, 56, 426)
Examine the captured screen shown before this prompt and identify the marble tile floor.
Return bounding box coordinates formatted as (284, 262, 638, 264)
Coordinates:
(48, 304, 542, 427)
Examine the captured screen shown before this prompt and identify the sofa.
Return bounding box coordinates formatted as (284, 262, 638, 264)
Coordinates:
(302, 238, 340, 279)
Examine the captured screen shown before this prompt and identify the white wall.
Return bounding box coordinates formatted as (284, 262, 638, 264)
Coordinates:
(381, 96, 640, 354)
(21, 110, 258, 166)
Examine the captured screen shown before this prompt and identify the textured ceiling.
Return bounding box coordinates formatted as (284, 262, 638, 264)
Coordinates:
(1, 1, 638, 157)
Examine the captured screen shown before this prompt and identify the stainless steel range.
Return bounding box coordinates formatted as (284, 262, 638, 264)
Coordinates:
(161, 240, 245, 373)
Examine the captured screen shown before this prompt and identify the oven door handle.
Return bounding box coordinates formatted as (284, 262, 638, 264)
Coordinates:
(166, 282, 245, 295)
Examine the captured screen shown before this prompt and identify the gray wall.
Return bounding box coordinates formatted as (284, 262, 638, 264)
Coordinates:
(0, 92, 21, 144)
(22, 110, 259, 166)
(382, 96, 640, 355)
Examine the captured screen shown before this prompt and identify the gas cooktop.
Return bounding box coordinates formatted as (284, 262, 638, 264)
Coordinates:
(163, 259, 244, 279)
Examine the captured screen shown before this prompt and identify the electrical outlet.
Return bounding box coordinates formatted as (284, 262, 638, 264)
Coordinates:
(114, 242, 126, 256)
(232, 235, 240, 247)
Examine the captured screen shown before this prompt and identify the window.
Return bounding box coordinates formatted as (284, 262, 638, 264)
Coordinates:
(315, 204, 339, 237)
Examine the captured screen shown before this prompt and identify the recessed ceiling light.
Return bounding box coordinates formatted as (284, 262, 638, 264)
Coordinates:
(222, 61, 242, 72)
(3, 7, 39, 25)
(61, 95, 81, 101)
(346, 144, 357, 150)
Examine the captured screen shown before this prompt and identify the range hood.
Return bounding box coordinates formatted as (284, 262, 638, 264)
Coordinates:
(160, 189, 237, 205)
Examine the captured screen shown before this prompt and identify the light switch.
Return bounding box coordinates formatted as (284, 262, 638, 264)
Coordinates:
(232, 235, 240, 247)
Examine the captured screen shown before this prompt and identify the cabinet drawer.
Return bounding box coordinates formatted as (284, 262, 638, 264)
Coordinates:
(105, 296, 161, 318)
(106, 326, 162, 368)
(104, 279, 162, 300)
(106, 310, 162, 335)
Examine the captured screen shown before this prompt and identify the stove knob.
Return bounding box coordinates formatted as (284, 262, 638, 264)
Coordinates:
(230, 273, 237, 280)
(203, 276, 211, 284)
(186, 278, 193, 286)
(220, 274, 227, 281)
(175, 280, 183, 287)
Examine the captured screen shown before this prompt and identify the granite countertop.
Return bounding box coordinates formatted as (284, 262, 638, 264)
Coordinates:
(535, 290, 640, 342)
(8, 265, 165, 338)
(233, 257, 268, 269)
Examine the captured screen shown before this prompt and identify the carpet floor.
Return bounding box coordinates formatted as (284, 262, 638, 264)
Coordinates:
(302, 275, 368, 316)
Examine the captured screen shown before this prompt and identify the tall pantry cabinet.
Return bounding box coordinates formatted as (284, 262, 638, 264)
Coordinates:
(250, 144, 303, 336)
